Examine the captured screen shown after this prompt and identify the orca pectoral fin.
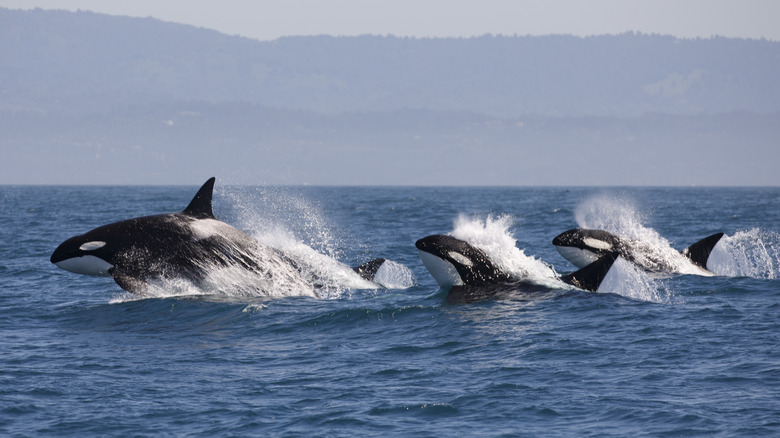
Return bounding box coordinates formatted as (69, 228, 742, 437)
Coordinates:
(352, 258, 387, 282)
(109, 267, 147, 294)
(560, 252, 619, 292)
(681, 233, 724, 269)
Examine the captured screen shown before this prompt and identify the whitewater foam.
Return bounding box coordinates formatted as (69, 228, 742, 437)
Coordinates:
(708, 228, 780, 279)
(597, 257, 672, 303)
(450, 213, 561, 288)
(218, 185, 414, 298)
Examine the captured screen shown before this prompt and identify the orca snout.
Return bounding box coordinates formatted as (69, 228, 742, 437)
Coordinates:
(50, 238, 78, 265)
(415, 235, 440, 254)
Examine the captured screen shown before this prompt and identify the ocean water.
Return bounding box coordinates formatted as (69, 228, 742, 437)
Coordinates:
(1, 184, 779, 436)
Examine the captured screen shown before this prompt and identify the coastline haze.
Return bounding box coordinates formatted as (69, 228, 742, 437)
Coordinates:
(1, 0, 778, 41)
(0, 4, 778, 185)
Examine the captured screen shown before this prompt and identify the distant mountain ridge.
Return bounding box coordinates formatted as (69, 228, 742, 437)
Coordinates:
(2, 8, 779, 185)
(2, 7, 780, 117)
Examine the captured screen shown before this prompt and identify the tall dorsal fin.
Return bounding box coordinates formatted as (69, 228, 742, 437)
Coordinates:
(682, 232, 724, 269)
(352, 258, 387, 282)
(182, 177, 216, 219)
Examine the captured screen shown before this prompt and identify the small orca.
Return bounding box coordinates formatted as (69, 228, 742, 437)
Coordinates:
(51, 177, 389, 295)
(415, 234, 618, 303)
(552, 228, 724, 274)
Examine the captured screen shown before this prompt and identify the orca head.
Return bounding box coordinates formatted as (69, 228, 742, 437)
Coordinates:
(415, 234, 511, 288)
(552, 228, 623, 269)
(50, 215, 169, 277)
(50, 228, 118, 276)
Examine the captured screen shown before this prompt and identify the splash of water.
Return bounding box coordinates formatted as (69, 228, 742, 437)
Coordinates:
(708, 228, 780, 279)
(258, 226, 380, 298)
(109, 240, 319, 303)
(216, 185, 414, 297)
(451, 213, 561, 288)
(596, 257, 671, 303)
(219, 185, 342, 260)
(574, 193, 648, 239)
(372, 260, 418, 290)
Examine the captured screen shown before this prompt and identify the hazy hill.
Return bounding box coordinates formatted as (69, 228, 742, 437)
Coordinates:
(1, 7, 778, 185)
(2, 7, 780, 118)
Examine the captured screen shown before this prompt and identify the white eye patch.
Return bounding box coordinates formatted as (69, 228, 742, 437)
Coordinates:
(448, 251, 473, 267)
(79, 241, 107, 251)
(583, 237, 612, 250)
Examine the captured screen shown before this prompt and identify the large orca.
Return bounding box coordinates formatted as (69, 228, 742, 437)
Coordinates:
(552, 228, 724, 274)
(51, 177, 389, 296)
(415, 234, 618, 303)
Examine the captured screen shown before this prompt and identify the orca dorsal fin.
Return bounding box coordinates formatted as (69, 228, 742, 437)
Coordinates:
(682, 232, 724, 269)
(560, 252, 619, 292)
(352, 258, 387, 282)
(182, 177, 216, 219)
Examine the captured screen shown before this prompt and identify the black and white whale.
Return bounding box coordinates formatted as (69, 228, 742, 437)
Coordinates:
(415, 234, 618, 303)
(51, 177, 389, 296)
(552, 228, 724, 274)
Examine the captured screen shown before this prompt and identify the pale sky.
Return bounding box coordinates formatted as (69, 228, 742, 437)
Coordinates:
(2, 0, 779, 41)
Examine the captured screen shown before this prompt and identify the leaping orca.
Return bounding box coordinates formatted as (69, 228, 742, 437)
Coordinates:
(552, 228, 724, 274)
(51, 177, 390, 296)
(415, 234, 618, 303)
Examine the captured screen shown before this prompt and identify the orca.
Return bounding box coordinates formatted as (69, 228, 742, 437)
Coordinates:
(415, 234, 618, 303)
(51, 177, 389, 295)
(552, 228, 724, 274)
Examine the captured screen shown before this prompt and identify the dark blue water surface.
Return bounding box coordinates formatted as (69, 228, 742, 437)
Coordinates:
(1, 185, 779, 436)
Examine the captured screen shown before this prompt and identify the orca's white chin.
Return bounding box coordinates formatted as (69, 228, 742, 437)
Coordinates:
(55, 256, 113, 276)
(417, 250, 463, 288)
(554, 245, 601, 269)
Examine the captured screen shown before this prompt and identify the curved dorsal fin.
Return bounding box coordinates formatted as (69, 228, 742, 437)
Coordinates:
(182, 177, 216, 219)
(682, 232, 724, 269)
(560, 252, 619, 292)
(352, 258, 387, 282)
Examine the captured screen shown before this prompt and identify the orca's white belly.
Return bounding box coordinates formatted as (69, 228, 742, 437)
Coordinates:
(417, 249, 463, 288)
(554, 245, 600, 269)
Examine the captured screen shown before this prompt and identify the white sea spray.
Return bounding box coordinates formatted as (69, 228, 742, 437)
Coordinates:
(451, 213, 561, 289)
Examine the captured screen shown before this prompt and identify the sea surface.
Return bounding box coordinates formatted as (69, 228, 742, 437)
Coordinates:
(1, 184, 779, 437)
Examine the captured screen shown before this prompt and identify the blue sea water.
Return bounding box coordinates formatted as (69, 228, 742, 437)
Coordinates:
(1, 184, 779, 436)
